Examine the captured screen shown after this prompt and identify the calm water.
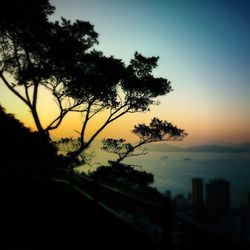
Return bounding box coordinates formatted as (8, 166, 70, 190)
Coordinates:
(83, 150, 250, 207)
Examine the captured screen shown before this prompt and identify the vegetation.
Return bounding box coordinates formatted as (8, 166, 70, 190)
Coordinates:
(88, 161, 166, 202)
(97, 117, 186, 198)
(90, 161, 154, 187)
(0, 0, 185, 166)
(0, 105, 66, 176)
(0, 4, 185, 247)
(102, 117, 187, 164)
(0, 1, 187, 203)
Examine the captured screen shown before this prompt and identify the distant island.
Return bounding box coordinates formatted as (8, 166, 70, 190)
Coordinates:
(147, 142, 250, 153)
(160, 156, 169, 159)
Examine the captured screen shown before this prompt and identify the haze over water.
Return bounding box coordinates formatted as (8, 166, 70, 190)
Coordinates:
(87, 149, 250, 207)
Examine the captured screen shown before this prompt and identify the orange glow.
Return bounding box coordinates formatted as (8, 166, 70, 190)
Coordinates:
(1, 77, 249, 147)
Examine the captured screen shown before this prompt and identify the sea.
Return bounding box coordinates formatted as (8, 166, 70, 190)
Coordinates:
(81, 150, 250, 207)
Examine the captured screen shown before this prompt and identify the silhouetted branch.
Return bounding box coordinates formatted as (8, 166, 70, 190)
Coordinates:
(102, 117, 187, 163)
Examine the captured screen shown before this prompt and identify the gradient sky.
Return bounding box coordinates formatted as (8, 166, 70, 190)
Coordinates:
(0, 0, 249, 146)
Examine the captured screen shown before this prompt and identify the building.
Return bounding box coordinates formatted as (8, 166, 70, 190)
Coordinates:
(192, 178, 204, 210)
(206, 179, 230, 218)
(247, 192, 250, 207)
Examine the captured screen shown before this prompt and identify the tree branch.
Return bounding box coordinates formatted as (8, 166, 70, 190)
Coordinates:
(0, 71, 30, 107)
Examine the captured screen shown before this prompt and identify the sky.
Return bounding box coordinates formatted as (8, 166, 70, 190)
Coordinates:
(0, 0, 249, 146)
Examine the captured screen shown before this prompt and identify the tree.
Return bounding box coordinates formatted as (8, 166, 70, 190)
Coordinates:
(0, 0, 176, 165)
(102, 117, 187, 164)
(0, 0, 98, 137)
(63, 51, 172, 160)
(89, 162, 154, 188)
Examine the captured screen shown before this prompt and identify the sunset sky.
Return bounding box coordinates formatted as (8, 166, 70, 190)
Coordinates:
(0, 0, 249, 146)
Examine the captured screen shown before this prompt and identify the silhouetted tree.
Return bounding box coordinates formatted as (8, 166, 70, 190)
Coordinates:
(55, 51, 172, 164)
(90, 161, 154, 187)
(0, 0, 98, 137)
(88, 161, 166, 202)
(0, 0, 178, 165)
(102, 117, 187, 163)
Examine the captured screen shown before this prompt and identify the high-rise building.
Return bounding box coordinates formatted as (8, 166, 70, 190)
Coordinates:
(192, 178, 204, 208)
(247, 192, 250, 207)
(206, 179, 230, 218)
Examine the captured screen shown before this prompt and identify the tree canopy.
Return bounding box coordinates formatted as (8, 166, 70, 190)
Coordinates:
(0, 0, 184, 165)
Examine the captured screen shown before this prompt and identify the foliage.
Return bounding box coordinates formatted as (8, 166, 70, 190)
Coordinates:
(102, 138, 135, 161)
(133, 117, 187, 142)
(53, 137, 96, 167)
(89, 161, 154, 188)
(0, 0, 181, 166)
(0, 105, 67, 176)
(87, 161, 168, 202)
(102, 117, 187, 163)
(0, 0, 98, 135)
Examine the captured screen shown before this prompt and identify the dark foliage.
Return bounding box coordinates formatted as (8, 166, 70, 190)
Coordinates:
(0, 0, 174, 163)
(0, 105, 66, 176)
(89, 161, 154, 187)
(88, 161, 167, 202)
(102, 117, 187, 163)
(133, 117, 187, 142)
(1, 103, 68, 241)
